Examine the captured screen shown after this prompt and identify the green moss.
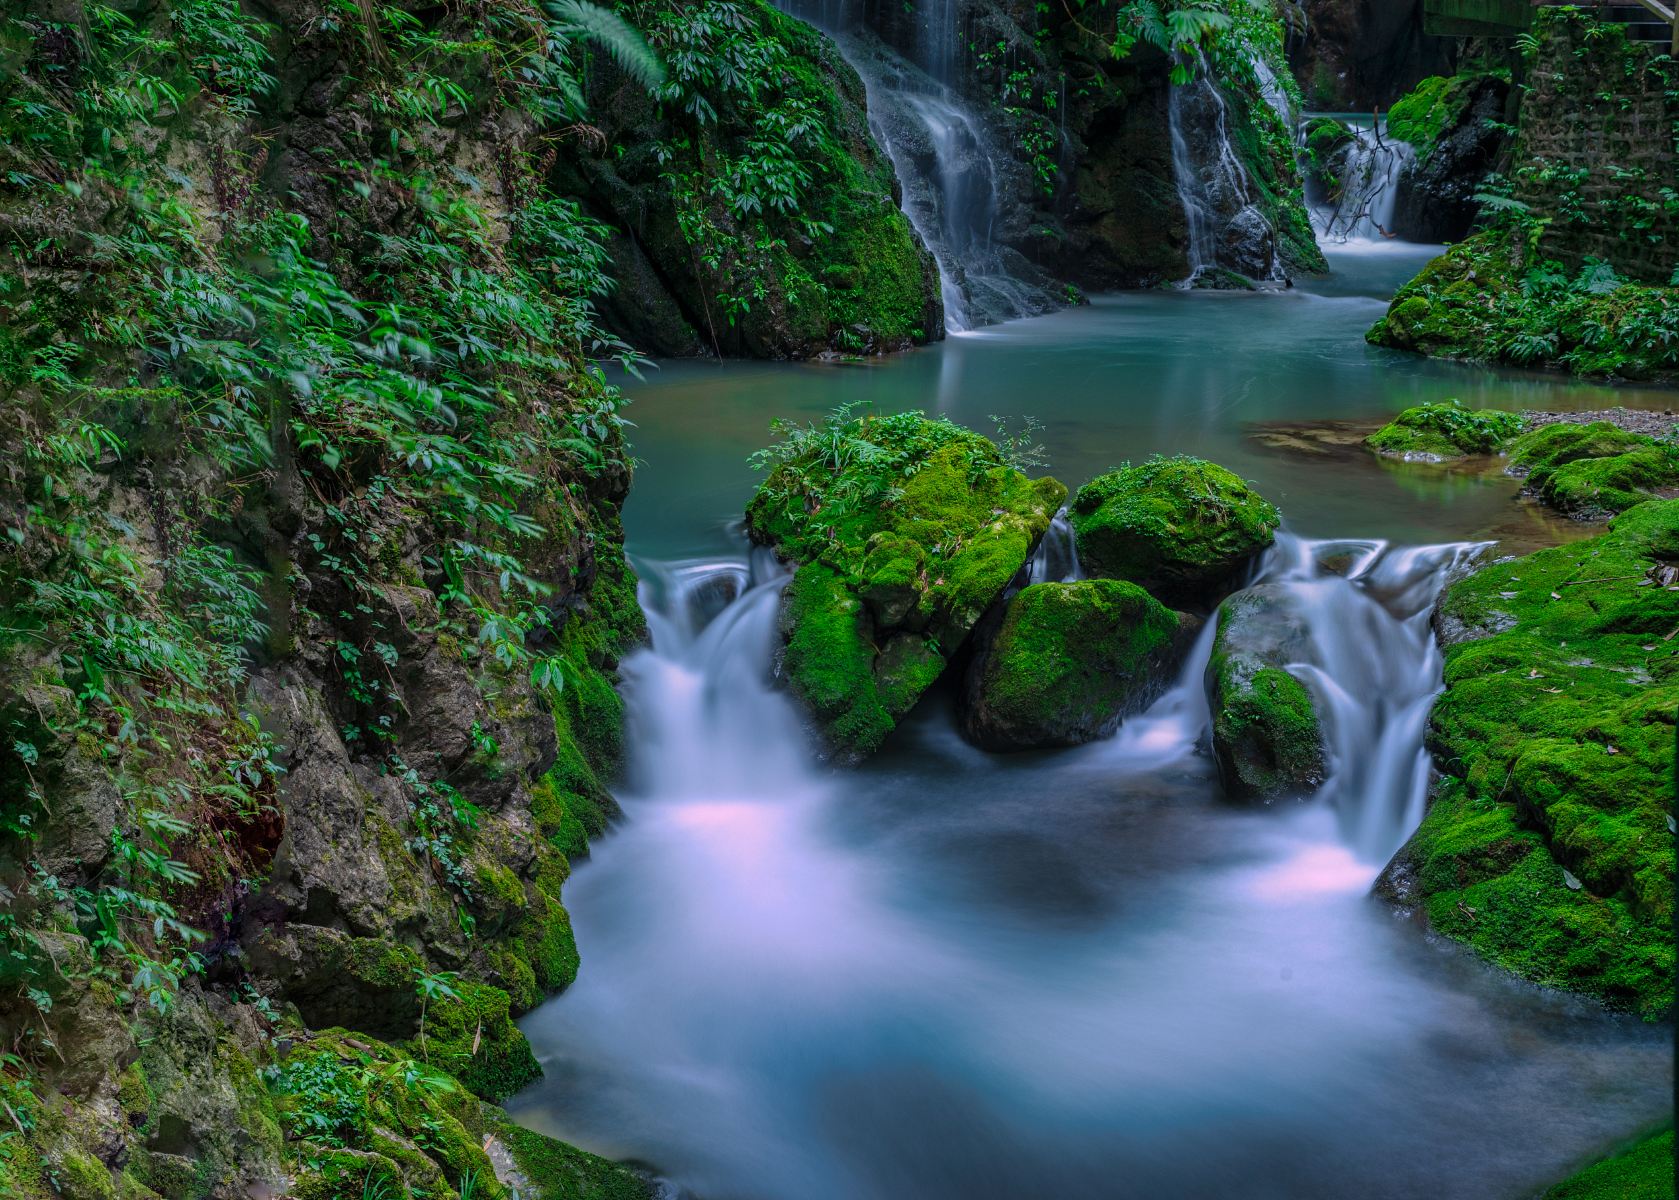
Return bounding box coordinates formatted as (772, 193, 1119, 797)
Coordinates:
(1385, 73, 1505, 159)
(409, 980, 541, 1103)
(1208, 590, 1323, 808)
(1365, 402, 1526, 459)
(748, 412, 1064, 758)
(50, 1149, 117, 1200)
(1509, 421, 1660, 475)
(1393, 499, 1679, 1018)
(490, 1115, 652, 1200)
(1543, 1127, 1675, 1200)
(1540, 448, 1679, 517)
(1370, 225, 1679, 381)
(1070, 456, 1279, 606)
(291, 1149, 406, 1200)
(968, 580, 1181, 749)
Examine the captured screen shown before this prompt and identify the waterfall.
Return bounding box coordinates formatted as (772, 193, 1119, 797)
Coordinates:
(1241, 534, 1488, 860)
(1025, 508, 1082, 586)
(1306, 116, 1415, 244)
(1167, 68, 1285, 287)
(770, 4, 1059, 330)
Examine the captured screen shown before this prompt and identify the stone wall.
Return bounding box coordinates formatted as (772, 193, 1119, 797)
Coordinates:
(1512, 8, 1679, 283)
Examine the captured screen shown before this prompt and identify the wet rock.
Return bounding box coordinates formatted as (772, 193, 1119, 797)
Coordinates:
(1205, 585, 1327, 802)
(1365, 402, 1525, 460)
(962, 580, 1198, 750)
(747, 413, 1065, 760)
(1070, 456, 1280, 609)
(1390, 74, 1514, 243)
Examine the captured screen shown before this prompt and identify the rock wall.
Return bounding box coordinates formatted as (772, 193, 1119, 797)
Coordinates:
(1510, 8, 1679, 284)
(0, 0, 655, 1195)
(1390, 71, 1514, 242)
(1285, 0, 1455, 109)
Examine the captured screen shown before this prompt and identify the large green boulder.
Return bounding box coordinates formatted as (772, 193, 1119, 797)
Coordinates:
(1365, 402, 1525, 460)
(1507, 422, 1678, 518)
(1205, 585, 1327, 802)
(747, 410, 1065, 760)
(961, 580, 1192, 750)
(1378, 499, 1678, 1020)
(1070, 456, 1280, 608)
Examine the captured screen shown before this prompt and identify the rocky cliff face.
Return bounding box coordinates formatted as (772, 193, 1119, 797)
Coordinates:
(0, 0, 656, 1195)
(1285, 0, 1455, 109)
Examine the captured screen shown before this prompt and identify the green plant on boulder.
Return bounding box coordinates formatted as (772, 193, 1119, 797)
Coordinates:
(961, 580, 1188, 750)
(1070, 456, 1280, 607)
(1365, 402, 1526, 460)
(1205, 586, 1326, 801)
(1378, 500, 1678, 1020)
(746, 408, 1065, 759)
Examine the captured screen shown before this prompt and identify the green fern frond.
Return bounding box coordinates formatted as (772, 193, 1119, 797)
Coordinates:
(546, 0, 667, 94)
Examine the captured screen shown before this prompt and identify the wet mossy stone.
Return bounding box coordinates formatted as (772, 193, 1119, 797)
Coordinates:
(1507, 423, 1677, 518)
(1365, 402, 1525, 460)
(1542, 1127, 1675, 1200)
(1070, 456, 1280, 608)
(405, 979, 541, 1103)
(488, 1112, 655, 1200)
(747, 411, 1065, 760)
(1377, 499, 1679, 1019)
(961, 580, 1191, 750)
(1205, 585, 1327, 802)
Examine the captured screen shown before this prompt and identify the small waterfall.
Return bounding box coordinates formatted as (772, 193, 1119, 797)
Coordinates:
(625, 549, 813, 799)
(1242, 534, 1489, 861)
(1025, 508, 1082, 585)
(1306, 116, 1415, 244)
(769, 3, 1059, 331)
(1168, 68, 1285, 286)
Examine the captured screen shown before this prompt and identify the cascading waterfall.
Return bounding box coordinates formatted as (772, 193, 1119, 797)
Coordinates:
(770, 1, 1057, 330)
(1306, 116, 1416, 243)
(1167, 66, 1286, 286)
(1246, 534, 1489, 860)
(1024, 509, 1081, 586)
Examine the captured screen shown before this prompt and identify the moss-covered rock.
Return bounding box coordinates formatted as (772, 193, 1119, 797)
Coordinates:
(1504, 423, 1679, 518)
(1542, 1127, 1675, 1200)
(961, 580, 1191, 750)
(1377, 500, 1678, 1019)
(746, 410, 1065, 759)
(1365, 402, 1525, 460)
(406, 981, 541, 1104)
(1070, 456, 1280, 608)
(486, 1112, 654, 1200)
(1205, 586, 1326, 802)
(1508, 421, 1661, 478)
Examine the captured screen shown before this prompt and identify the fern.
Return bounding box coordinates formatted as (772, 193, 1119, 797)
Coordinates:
(546, 0, 667, 93)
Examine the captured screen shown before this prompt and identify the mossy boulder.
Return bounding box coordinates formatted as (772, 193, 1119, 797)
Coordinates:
(487, 1112, 654, 1200)
(1542, 1127, 1675, 1200)
(1205, 586, 1327, 801)
(406, 980, 541, 1104)
(1377, 500, 1678, 1019)
(1070, 456, 1280, 608)
(1365, 402, 1525, 460)
(1506, 423, 1679, 518)
(746, 411, 1065, 760)
(961, 580, 1193, 750)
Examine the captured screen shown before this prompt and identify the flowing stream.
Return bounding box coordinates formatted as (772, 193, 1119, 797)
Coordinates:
(507, 248, 1675, 1199)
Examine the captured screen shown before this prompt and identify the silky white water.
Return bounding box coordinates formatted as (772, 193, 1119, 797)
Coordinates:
(509, 524, 1670, 1199)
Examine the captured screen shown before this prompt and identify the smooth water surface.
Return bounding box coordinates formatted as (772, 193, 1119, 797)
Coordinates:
(507, 250, 1675, 1200)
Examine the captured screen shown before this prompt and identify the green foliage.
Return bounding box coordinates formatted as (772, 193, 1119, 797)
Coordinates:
(1369, 221, 1679, 380)
(1364, 402, 1526, 460)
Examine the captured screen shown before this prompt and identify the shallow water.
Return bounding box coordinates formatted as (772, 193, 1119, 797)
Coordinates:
(507, 248, 1676, 1199)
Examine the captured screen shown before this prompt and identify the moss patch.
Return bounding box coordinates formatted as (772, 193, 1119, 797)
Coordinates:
(406, 980, 541, 1104)
(964, 580, 1183, 749)
(747, 411, 1065, 759)
(1384, 499, 1678, 1018)
(1206, 588, 1325, 802)
(489, 1114, 653, 1200)
(1070, 456, 1279, 607)
(1543, 1127, 1675, 1200)
(1365, 402, 1525, 460)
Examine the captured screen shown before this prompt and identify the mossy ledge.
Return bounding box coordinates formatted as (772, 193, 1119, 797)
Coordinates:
(746, 410, 1065, 760)
(1376, 500, 1678, 1020)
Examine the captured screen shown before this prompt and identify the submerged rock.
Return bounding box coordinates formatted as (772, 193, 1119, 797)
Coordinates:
(1365, 402, 1525, 460)
(1378, 499, 1678, 1020)
(1205, 585, 1327, 802)
(1069, 456, 1280, 608)
(747, 411, 1065, 760)
(961, 579, 1194, 750)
